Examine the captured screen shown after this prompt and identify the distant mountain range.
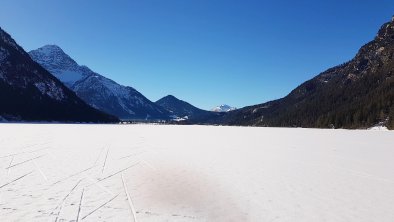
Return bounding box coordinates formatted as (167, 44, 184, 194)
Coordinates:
(2, 16, 394, 128)
(211, 104, 237, 112)
(0, 27, 117, 122)
(215, 16, 394, 129)
(29, 45, 169, 120)
(29, 45, 219, 122)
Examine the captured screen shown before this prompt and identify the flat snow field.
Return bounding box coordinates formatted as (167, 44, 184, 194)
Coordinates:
(0, 124, 394, 222)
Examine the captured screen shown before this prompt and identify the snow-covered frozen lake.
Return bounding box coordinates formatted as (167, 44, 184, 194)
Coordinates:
(0, 124, 393, 222)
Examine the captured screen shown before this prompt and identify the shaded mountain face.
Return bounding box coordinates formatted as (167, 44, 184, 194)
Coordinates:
(155, 95, 223, 122)
(155, 95, 209, 118)
(0, 27, 117, 122)
(29, 45, 170, 120)
(220, 16, 394, 129)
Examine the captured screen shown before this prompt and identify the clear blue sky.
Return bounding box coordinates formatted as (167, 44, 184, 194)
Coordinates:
(1, 1, 393, 110)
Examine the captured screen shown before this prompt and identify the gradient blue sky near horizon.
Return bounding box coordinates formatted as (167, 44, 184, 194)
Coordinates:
(1, 1, 394, 110)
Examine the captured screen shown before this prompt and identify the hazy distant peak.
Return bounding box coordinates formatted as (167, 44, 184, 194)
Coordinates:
(211, 104, 237, 112)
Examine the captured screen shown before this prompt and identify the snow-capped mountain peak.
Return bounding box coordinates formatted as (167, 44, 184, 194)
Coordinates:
(29, 45, 170, 120)
(0, 27, 116, 122)
(29, 45, 87, 86)
(211, 104, 237, 112)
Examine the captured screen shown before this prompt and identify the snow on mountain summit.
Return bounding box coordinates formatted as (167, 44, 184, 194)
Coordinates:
(0, 28, 116, 122)
(211, 104, 237, 112)
(29, 45, 170, 120)
(29, 45, 87, 86)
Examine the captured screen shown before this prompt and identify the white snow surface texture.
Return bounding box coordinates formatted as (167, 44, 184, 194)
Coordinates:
(0, 124, 393, 222)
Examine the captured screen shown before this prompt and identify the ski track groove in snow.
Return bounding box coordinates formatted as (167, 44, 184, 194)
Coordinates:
(53, 179, 83, 222)
(76, 188, 84, 222)
(6, 155, 14, 176)
(0, 171, 34, 189)
(122, 173, 138, 222)
(0, 144, 49, 159)
(102, 148, 109, 174)
(81, 193, 120, 220)
(5, 154, 45, 169)
(0, 124, 393, 221)
(92, 162, 140, 185)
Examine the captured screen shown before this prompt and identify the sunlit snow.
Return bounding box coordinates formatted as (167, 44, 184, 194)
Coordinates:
(0, 124, 393, 221)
